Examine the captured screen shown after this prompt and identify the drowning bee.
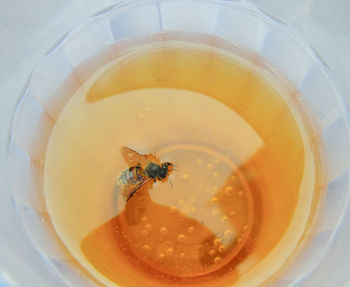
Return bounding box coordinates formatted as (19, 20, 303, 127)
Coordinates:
(118, 146, 174, 201)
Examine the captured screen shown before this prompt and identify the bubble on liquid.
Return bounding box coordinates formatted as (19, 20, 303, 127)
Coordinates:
(178, 198, 184, 204)
(196, 158, 202, 164)
(177, 234, 185, 242)
(170, 206, 177, 213)
(145, 224, 152, 231)
(141, 230, 149, 237)
(230, 210, 237, 216)
(214, 256, 222, 264)
(238, 190, 244, 197)
(141, 216, 148, 223)
(209, 249, 216, 256)
(207, 163, 213, 169)
(143, 245, 150, 251)
(212, 210, 219, 217)
(160, 227, 168, 236)
(182, 173, 189, 179)
(219, 245, 226, 253)
(166, 248, 174, 256)
(225, 186, 233, 196)
(188, 226, 195, 233)
(138, 114, 144, 119)
(179, 252, 185, 259)
(210, 197, 218, 204)
(156, 240, 174, 259)
(221, 216, 228, 222)
(214, 238, 222, 247)
(224, 230, 232, 237)
(213, 172, 219, 177)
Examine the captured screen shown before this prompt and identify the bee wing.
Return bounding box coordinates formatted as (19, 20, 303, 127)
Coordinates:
(120, 146, 151, 168)
(121, 178, 153, 201)
(145, 153, 161, 165)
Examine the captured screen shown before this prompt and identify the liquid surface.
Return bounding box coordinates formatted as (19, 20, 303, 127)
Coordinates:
(44, 41, 320, 287)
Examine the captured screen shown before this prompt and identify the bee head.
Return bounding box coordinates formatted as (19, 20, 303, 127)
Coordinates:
(160, 162, 173, 178)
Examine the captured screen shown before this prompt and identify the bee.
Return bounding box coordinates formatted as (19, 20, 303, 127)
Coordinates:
(118, 146, 174, 201)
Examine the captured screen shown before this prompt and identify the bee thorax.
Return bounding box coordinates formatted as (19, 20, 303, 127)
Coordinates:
(145, 163, 162, 178)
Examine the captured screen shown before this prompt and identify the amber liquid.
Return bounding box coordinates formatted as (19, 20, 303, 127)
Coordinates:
(44, 39, 322, 287)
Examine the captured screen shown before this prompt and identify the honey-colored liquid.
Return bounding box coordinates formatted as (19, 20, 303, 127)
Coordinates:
(44, 40, 322, 287)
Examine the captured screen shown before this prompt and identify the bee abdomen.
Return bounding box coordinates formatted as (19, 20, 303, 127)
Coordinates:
(119, 166, 143, 185)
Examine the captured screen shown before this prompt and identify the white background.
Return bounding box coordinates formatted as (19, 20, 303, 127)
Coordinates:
(0, 0, 349, 286)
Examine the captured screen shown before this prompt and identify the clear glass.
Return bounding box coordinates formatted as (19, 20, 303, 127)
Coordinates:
(7, 0, 350, 286)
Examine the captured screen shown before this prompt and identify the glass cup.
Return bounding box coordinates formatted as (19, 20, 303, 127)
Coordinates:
(7, 0, 350, 286)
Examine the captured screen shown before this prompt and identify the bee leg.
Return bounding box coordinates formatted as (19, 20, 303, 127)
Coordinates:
(127, 190, 137, 201)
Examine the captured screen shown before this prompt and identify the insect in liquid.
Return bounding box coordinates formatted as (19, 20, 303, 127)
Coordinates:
(118, 146, 174, 200)
(44, 37, 323, 287)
